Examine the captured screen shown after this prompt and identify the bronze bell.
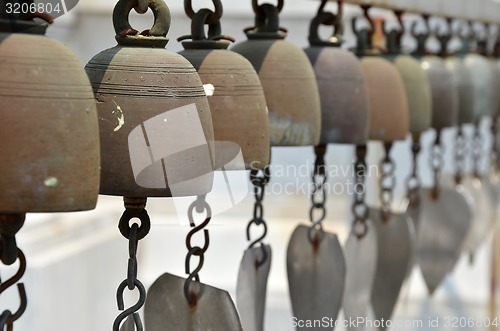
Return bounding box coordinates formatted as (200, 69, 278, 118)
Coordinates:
(304, 5, 370, 145)
(0, 18, 100, 213)
(85, 0, 214, 198)
(232, 0, 321, 147)
(411, 23, 459, 131)
(178, 4, 270, 170)
(382, 17, 432, 135)
(352, 16, 409, 142)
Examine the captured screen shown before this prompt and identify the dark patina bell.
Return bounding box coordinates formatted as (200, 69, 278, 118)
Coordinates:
(178, 5, 270, 170)
(0, 17, 100, 214)
(353, 16, 409, 142)
(382, 18, 432, 134)
(411, 24, 458, 130)
(232, 0, 321, 146)
(304, 6, 370, 145)
(85, 0, 214, 197)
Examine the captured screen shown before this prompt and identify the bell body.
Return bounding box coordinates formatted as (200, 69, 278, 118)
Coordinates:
(463, 54, 495, 120)
(0, 33, 100, 213)
(445, 57, 475, 125)
(232, 39, 321, 146)
(85, 46, 214, 198)
(360, 57, 409, 142)
(179, 49, 270, 169)
(304, 46, 370, 145)
(391, 55, 432, 134)
(419, 56, 459, 130)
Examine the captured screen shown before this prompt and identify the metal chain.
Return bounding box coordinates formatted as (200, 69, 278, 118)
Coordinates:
(113, 198, 151, 331)
(246, 168, 271, 267)
(379, 143, 395, 222)
(492, 117, 499, 172)
(430, 130, 444, 198)
(352, 145, 369, 238)
(308, 145, 327, 244)
(472, 122, 483, 179)
(406, 134, 422, 209)
(454, 126, 466, 185)
(0, 249, 27, 331)
(184, 197, 211, 306)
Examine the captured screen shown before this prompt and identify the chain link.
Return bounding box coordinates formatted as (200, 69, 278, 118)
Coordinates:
(379, 143, 395, 222)
(472, 122, 483, 179)
(406, 134, 422, 209)
(308, 145, 327, 243)
(352, 145, 369, 238)
(454, 127, 466, 185)
(430, 131, 444, 198)
(184, 199, 211, 306)
(246, 168, 270, 266)
(113, 198, 150, 331)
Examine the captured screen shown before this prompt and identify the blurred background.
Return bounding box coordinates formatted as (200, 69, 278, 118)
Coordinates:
(1, 0, 499, 330)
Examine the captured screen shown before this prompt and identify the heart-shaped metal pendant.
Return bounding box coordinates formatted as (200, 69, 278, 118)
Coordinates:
(462, 176, 494, 258)
(287, 225, 346, 330)
(370, 209, 414, 330)
(145, 273, 243, 331)
(417, 186, 473, 294)
(236, 245, 272, 331)
(343, 219, 377, 330)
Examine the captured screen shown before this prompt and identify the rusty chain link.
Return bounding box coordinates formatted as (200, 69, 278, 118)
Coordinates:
(352, 145, 369, 238)
(454, 127, 466, 185)
(406, 134, 422, 209)
(308, 145, 327, 244)
(430, 131, 445, 198)
(379, 143, 395, 222)
(184, 197, 211, 306)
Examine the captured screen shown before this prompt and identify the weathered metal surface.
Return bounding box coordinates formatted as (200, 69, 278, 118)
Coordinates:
(232, 40, 321, 147)
(417, 186, 472, 295)
(179, 49, 270, 170)
(445, 57, 475, 125)
(419, 56, 459, 130)
(304, 47, 370, 145)
(0, 33, 100, 213)
(370, 209, 414, 331)
(287, 225, 345, 330)
(464, 54, 496, 120)
(236, 245, 272, 331)
(85, 46, 214, 197)
(343, 220, 377, 331)
(462, 176, 495, 257)
(361, 57, 409, 142)
(393, 56, 432, 134)
(145, 273, 243, 331)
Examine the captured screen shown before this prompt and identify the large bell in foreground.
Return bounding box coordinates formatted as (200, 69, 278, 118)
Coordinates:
(85, 0, 214, 197)
(232, 1, 321, 146)
(304, 10, 370, 145)
(179, 10, 269, 170)
(0, 19, 100, 213)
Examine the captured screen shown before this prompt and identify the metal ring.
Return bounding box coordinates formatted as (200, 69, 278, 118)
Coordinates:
(113, 0, 171, 38)
(118, 209, 151, 241)
(252, 0, 284, 15)
(184, 0, 223, 24)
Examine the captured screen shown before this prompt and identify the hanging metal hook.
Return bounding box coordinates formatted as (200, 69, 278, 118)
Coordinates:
(113, 279, 146, 331)
(309, 0, 344, 46)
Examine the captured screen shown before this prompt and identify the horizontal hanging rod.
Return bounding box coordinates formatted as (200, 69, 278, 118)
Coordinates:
(318, 0, 500, 25)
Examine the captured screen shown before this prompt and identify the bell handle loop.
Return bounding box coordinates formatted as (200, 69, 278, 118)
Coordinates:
(352, 5, 375, 54)
(383, 10, 404, 54)
(411, 14, 431, 56)
(309, 1, 344, 47)
(113, 0, 171, 46)
(254, 3, 280, 34)
(184, 0, 223, 24)
(252, 0, 284, 16)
